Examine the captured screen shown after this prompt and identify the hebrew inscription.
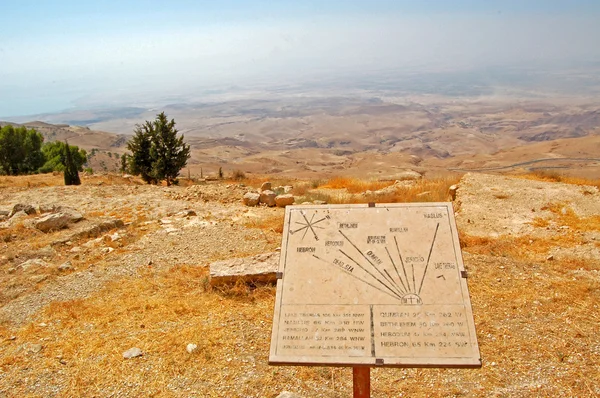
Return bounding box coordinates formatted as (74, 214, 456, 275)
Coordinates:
(269, 203, 481, 367)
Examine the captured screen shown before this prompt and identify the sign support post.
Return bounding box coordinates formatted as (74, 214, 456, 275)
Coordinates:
(352, 366, 370, 398)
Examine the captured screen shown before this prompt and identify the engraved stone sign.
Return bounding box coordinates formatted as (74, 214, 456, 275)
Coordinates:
(269, 203, 481, 367)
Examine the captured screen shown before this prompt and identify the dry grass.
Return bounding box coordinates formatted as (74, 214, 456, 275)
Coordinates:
(0, 173, 144, 189)
(519, 170, 600, 190)
(321, 177, 394, 194)
(1, 252, 598, 397)
(243, 212, 285, 235)
(1, 175, 599, 396)
(542, 202, 600, 232)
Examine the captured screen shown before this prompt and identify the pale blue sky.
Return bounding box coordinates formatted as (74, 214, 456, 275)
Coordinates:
(1, 1, 599, 117)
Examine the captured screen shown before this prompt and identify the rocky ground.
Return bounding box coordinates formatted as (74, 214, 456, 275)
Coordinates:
(0, 173, 598, 397)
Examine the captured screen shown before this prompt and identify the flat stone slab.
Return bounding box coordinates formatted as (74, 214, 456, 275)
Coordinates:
(210, 252, 280, 286)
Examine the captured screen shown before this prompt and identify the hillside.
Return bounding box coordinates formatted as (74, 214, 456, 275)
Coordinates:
(3, 95, 600, 179)
(0, 172, 598, 397)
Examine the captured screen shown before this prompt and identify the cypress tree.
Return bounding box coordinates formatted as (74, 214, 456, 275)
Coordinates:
(63, 141, 81, 185)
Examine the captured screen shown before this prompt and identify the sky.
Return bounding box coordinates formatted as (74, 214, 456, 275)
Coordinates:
(1, 0, 600, 117)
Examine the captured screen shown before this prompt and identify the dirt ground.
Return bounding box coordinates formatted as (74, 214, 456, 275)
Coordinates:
(0, 173, 598, 397)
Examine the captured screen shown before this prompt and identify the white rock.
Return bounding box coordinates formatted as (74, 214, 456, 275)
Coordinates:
(186, 343, 198, 354)
(449, 184, 459, 201)
(260, 181, 272, 191)
(276, 392, 303, 398)
(259, 190, 277, 207)
(243, 192, 260, 206)
(33, 210, 83, 233)
(210, 252, 280, 286)
(9, 204, 36, 218)
(123, 347, 143, 359)
(275, 194, 295, 208)
(19, 258, 50, 271)
(58, 261, 74, 271)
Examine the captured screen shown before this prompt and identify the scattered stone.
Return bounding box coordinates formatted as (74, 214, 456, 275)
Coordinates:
(283, 185, 294, 194)
(101, 247, 114, 254)
(449, 184, 459, 201)
(186, 343, 198, 354)
(8, 210, 28, 223)
(33, 210, 83, 233)
(38, 204, 58, 214)
(416, 191, 431, 198)
(260, 181, 272, 192)
(210, 252, 280, 286)
(276, 392, 303, 398)
(546, 255, 554, 261)
(0, 210, 9, 217)
(275, 194, 295, 208)
(179, 210, 197, 217)
(28, 343, 43, 354)
(30, 275, 48, 284)
(259, 190, 277, 207)
(123, 347, 143, 359)
(58, 261, 74, 271)
(395, 170, 422, 181)
(54, 218, 125, 244)
(243, 192, 261, 207)
(9, 204, 36, 218)
(18, 258, 50, 271)
(313, 200, 327, 205)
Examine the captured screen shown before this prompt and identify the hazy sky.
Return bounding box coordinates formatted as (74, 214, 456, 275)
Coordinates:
(1, 0, 600, 117)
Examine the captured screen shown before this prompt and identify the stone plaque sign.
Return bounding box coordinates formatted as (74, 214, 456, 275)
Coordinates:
(269, 203, 481, 367)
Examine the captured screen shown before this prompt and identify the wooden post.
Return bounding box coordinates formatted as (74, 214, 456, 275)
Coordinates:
(353, 366, 370, 398)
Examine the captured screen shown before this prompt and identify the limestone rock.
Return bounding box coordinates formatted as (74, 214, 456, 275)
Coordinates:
(33, 210, 83, 233)
(275, 194, 295, 208)
(8, 211, 28, 224)
(276, 392, 303, 398)
(313, 200, 327, 205)
(260, 181, 272, 192)
(210, 252, 280, 286)
(39, 204, 58, 214)
(243, 192, 260, 206)
(123, 347, 143, 359)
(449, 184, 459, 201)
(395, 170, 422, 181)
(259, 190, 277, 207)
(9, 204, 36, 218)
(186, 343, 198, 354)
(58, 261, 74, 271)
(283, 185, 294, 194)
(18, 258, 50, 271)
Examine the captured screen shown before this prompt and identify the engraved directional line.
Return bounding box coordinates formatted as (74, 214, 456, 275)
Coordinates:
(337, 250, 403, 300)
(338, 230, 404, 297)
(385, 247, 409, 294)
(312, 254, 402, 301)
(394, 236, 412, 293)
(418, 223, 440, 295)
(289, 211, 328, 241)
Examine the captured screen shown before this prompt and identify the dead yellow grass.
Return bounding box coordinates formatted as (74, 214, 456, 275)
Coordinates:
(0, 173, 144, 189)
(519, 171, 600, 190)
(543, 202, 600, 232)
(243, 212, 285, 234)
(1, 254, 598, 397)
(321, 177, 394, 194)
